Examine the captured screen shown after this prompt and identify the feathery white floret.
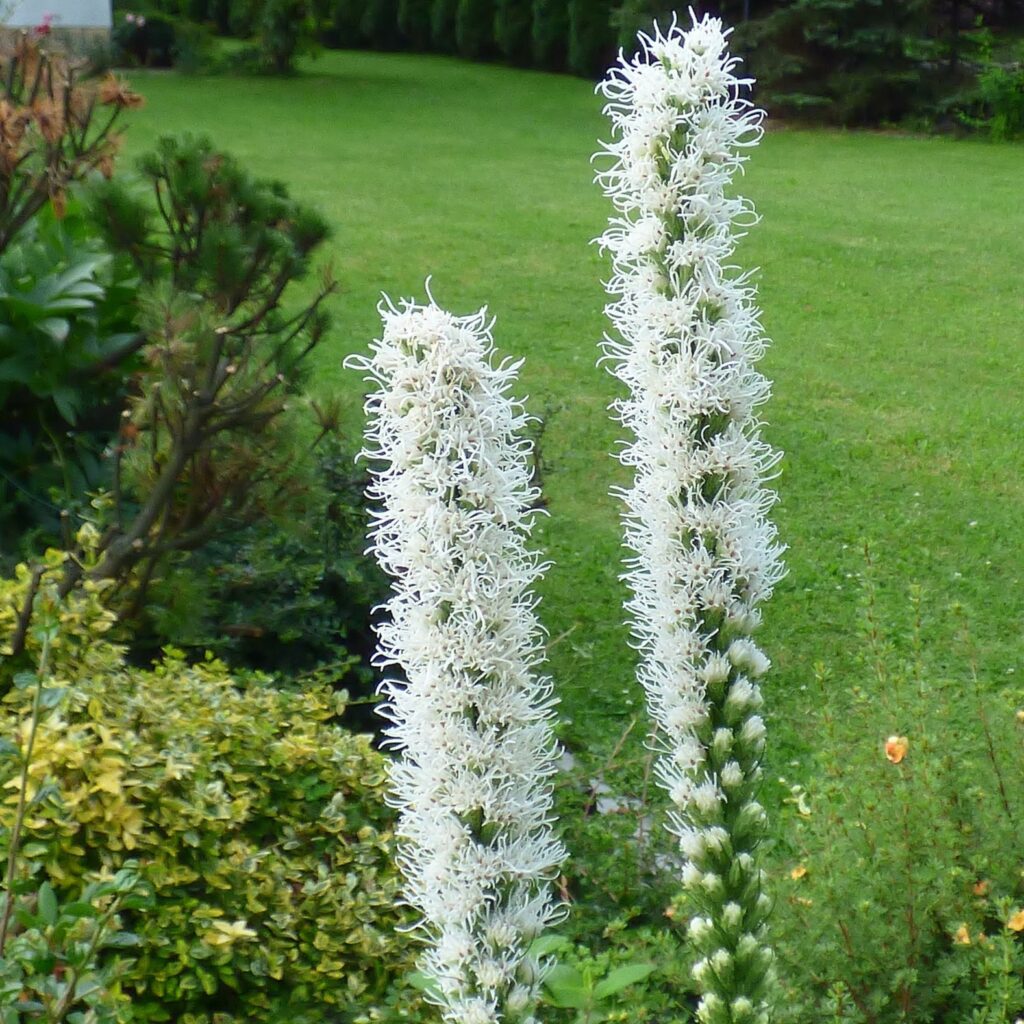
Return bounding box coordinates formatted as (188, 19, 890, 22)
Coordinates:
(348, 294, 565, 1024)
(596, 13, 782, 1022)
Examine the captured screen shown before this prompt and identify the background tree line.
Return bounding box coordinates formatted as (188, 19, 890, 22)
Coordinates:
(118, 0, 1024, 129)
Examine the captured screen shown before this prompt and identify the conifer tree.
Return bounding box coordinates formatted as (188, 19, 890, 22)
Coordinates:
(456, 0, 495, 58)
(531, 0, 568, 70)
(399, 0, 433, 48)
(495, 0, 532, 64)
(432, 0, 459, 50)
(567, 0, 614, 76)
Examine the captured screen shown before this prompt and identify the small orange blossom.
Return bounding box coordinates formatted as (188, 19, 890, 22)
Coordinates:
(884, 736, 909, 764)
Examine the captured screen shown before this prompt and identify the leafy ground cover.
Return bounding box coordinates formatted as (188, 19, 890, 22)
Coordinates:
(121, 49, 1024, 1015)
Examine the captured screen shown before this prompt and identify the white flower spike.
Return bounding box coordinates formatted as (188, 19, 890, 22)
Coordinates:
(347, 291, 566, 1024)
(595, 13, 783, 1023)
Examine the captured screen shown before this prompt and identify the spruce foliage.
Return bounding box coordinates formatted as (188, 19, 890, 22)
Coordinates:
(362, 0, 404, 48)
(399, 0, 433, 48)
(328, 0, 368, 46)
(431, 0, 460, 50)
(567, 0, 614, 76)
(456, 0, 495, 58)
(532, 0, 568, 69)
(495, 0, 533, 64)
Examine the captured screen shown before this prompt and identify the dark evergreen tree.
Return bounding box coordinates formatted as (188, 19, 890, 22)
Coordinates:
(456, 0, 495, 57)
(611, 0, 675, 51)
(532, 0, 568, 69)
(399, 0, 433, 47)
(431, 0, 459, 50)
(567, 0, 614, 76)
(738, 0, 942, 125)
(361, 0, 404, 47)
(325, 0, 369, 46)
(495, 0, 532, 63)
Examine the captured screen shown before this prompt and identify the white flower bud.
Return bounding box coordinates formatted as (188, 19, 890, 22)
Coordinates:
(596, 13, 780, 1019)
(351, 297, 566, 1024)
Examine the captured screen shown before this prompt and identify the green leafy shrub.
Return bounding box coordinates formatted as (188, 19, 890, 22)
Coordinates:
(137, 437, 387, 719)
(531, 0, 568, 70)
(955, 29, 1024, 140)
(771, 577, 1024, 1022)
(112, 11, 178, 67)
(398, 0, 432, 48)
(0, 555, 416, 1023)
(257, 0, 320, 73)
(0, 201, 139, 553)
(567, 0, 613, 77)
(494, 0, 531, 64)
(456, 0, 494, 59)
(430, 0, 458, 52)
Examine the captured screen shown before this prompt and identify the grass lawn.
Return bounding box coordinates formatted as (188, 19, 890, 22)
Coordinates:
(124, 49, 1023, 945)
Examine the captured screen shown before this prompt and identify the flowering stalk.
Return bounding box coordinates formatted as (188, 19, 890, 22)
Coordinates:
(594, 15, 784, 1024)
(348, 295, 566, 1024)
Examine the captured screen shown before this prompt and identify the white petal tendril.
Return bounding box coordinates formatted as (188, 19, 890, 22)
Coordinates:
(347, 291, 566, 1024)
(595, 13, 783, 1024)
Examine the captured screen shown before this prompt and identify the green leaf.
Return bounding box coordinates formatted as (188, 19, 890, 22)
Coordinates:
(542, 964, 589, 1009)
(102, 931, 142, 948)
(38, 686, 67, 710)
(406, 970, 443, 999)
(37, 882, 58, 926)
(36, 317, 71, 344)
(60, 901, 100, 919)
(49, 388, 79, 425)
(0, 739, 19, 758)
(592, 963, 656, 1001)
(528, 934, 570, 958)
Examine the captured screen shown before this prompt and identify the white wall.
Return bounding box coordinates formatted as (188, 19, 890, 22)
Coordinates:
(6, 0, 112, 28)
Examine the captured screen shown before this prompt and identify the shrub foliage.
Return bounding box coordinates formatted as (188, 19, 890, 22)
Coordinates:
(0, 556, 416, 1023)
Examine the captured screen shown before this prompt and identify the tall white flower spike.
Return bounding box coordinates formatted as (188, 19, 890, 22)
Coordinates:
(347, 291, 566, 1024)
(595, 13, 784, 1024)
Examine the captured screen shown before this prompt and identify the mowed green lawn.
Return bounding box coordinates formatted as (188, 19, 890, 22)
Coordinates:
(125, 51, 1023, 778)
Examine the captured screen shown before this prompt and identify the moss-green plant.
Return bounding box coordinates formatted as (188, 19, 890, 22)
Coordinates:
(0, 554, 416, 1023)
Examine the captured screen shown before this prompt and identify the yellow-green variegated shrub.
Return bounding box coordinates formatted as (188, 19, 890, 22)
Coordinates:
(0, 557, 415, 1023)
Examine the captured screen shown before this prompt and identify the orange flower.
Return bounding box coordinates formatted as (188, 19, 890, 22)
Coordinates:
(972, 880, 990, 897)
(954, 924, 971, 945)
(790, 865, 808, 881)
(1007, 909, 1024, 932)
(884, 736, 908, 764)
(98, 75, 145, 110)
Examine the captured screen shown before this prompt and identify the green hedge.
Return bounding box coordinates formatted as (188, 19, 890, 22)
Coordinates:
(0, 560, 416, 1023)
(495, 0, 532, 64)
(456, 0, 494, 59)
